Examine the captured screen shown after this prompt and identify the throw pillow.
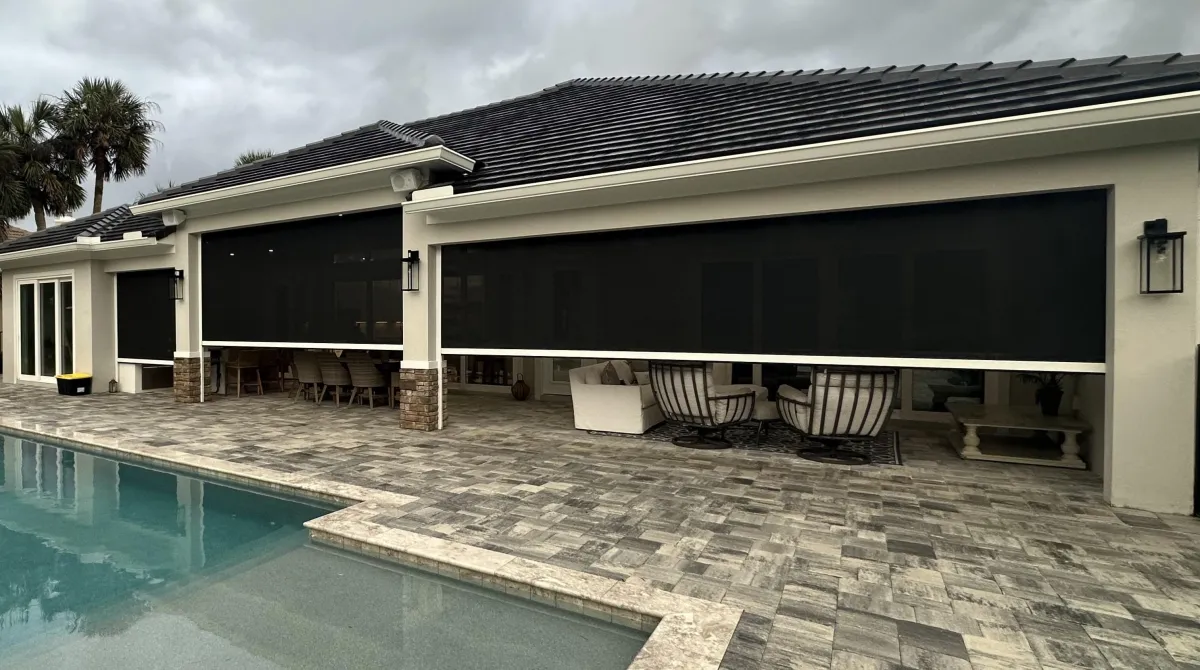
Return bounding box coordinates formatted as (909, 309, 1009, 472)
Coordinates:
(600, 362, 623, 385)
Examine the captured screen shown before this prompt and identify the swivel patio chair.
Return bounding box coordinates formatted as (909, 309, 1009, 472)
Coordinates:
(777, 367, 897, 465)
(647, 361, 757, 449)
(315, 351, 352, 407)
(344, 350, 387, 408)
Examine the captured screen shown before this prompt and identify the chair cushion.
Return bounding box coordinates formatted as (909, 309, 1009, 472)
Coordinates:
(778, 384, 808, 402)
(600, 362, 623, 385)
(710, 384, 757, 425)
(777, 384, 810, 430)
(814, 372, 896, 390)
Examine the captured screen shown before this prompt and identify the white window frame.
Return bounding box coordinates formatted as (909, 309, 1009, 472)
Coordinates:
(14, 270, 76, 383)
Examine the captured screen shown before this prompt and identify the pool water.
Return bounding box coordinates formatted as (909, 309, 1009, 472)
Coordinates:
(0, 436, 647, 669)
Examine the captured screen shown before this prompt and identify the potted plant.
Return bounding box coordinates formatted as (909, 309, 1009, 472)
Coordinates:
(1017, 372, 1066, 416)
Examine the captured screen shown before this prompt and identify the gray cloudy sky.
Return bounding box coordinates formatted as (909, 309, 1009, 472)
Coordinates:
(1, 0, 1197, 228)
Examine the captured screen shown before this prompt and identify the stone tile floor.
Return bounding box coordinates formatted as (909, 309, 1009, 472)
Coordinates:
(3, 384, 1200, 669)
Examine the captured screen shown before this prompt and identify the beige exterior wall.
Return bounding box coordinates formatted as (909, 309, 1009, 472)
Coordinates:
(1, 259, 119, 387)
(405, 141, 1200, 513)
(1, 135, 1196, 512)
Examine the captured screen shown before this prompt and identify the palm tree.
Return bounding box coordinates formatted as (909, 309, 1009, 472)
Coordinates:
(0, 139, 27, 231)
(57, 77, 163, 214)
(0, 100, 86, 231)
(235, 149, 274, 166)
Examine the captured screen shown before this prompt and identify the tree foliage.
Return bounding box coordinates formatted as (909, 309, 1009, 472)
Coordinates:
(0, 99, 86, 230)
(57, 77, 163, 213)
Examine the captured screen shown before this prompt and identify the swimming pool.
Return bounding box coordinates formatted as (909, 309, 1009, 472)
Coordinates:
(0, 435, 648, 669)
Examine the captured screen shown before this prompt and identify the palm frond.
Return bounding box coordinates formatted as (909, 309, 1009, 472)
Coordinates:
(235, 149, 274, 166)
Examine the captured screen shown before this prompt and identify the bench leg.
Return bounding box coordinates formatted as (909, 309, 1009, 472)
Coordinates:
(961, 425, 982, 458)
(1060, 431, 1085, 467)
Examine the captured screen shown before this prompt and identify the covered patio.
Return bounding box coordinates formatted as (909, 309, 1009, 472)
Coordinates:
(3, 384, 1198, 669)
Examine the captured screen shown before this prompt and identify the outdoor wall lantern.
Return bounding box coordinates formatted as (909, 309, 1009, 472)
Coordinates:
(402, 249, 420, 292)
(171, 269, 185, 300)
(1138, 218, 1186, 294)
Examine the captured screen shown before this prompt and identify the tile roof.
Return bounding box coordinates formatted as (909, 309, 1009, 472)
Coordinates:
(0, 227, 29, 242)
(136, 120, 445, 205)
(0, 206, 169, 254)
(408, 53, 1200, 193)
(8, 52, 1200, 257)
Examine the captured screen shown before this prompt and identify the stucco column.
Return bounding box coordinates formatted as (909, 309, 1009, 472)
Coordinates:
(173, 231, 204, 402)
(399, 210, 445, 430)
(1104, 147, 1199, 513)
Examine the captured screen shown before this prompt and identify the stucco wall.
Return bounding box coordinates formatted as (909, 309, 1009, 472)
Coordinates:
(404, 141, 1200, 513)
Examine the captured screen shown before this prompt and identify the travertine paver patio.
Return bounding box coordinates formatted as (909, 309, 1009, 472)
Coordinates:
(2, 384, 1200, 669)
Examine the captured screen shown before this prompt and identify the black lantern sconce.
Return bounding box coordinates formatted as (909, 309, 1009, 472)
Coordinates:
(1138, 218, 1186, 294)
(108, 379, 118, 393)
(402, 250, 420, 292)
(170, 269, 185, 300)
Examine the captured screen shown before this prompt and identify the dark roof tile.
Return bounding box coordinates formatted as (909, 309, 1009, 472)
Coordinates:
(406, 53, 1200, 193)
(137, 120, 441, 205)
(0, 205, 170, 254)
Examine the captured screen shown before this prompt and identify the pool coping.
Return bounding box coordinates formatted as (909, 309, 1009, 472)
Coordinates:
(0, 417, 743, 670)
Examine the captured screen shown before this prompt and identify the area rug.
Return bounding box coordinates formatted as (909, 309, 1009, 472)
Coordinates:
(588, 422, 901, 465)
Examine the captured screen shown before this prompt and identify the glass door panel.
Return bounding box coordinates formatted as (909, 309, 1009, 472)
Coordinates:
(38, 283, 55, 377)
(911, 369, 984, 413)
(17, 278, 73, 380)
(539, 357, 591, 396)
(19, 284, 35, 376)
(60, 281, 73, 374)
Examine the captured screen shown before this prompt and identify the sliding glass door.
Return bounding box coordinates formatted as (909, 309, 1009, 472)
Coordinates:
(17, 277, 74, 382)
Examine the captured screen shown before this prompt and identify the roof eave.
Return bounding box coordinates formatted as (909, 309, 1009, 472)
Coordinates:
(130, 145, 476, 217)
(0, 236, 174, 269)
(407, 90, 1200, 223)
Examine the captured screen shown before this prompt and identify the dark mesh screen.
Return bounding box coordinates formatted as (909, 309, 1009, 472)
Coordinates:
(201, 209, 404, 344)
(442, 190, 1107, 362)
(116, 270, 176, 361)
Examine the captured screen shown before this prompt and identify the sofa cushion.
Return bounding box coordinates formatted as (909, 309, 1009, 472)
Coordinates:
(634, 370, 649, 386)
(583, 365, 603, 385)
(600, 362, 624, 385)
(610, 359, 635, 385)
(640, 383, 657, 409)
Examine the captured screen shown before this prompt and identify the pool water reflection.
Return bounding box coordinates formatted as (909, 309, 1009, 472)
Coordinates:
(0, 437, 647, 670)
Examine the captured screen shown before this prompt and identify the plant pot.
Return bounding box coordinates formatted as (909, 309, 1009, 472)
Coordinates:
(1035, 387, 1063, 417)
(511, 374, 531, 401)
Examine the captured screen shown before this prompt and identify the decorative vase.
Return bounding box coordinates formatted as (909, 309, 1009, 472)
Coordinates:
(1036, 386, 1063, 417)
(511, 374, 531, 401)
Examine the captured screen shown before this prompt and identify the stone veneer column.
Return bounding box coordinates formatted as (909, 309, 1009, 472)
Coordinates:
(173, 356, 204, 403)
(396, 362, 446, 431)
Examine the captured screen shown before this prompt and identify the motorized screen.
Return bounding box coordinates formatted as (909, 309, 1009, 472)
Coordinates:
(201, 209, 405, 345)
(442, 190, 1107, 363)
(116, 270, 176, 361)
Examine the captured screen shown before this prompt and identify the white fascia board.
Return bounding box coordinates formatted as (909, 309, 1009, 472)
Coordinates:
(0, 237, 170, 267)
(129, 145, 476, 215)
(407, 91, 1200, 215)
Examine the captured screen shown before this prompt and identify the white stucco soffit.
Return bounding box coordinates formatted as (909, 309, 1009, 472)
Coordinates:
(129, 146, 475, 220)
(0, 237, 174, 270)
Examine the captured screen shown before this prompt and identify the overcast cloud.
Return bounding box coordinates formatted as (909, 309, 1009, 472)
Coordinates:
(1, 0, 1197, 228)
